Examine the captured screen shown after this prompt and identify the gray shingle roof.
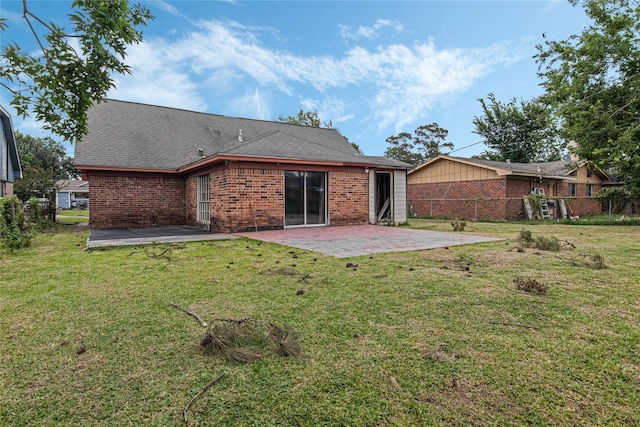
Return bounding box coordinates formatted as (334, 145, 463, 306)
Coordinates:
(56, 180, 89, 192)
(75, 99, 411, 171)
(452, 156, 572, 177)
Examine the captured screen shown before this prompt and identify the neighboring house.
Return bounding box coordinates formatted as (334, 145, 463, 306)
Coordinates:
(0, 105, 22, 198)
(407, 155, 612, 220)
(56, 180, 89, 209)
(74, 100, 411, 232)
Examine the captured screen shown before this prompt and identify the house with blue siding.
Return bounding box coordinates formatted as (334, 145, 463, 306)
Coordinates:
(56, 180, 90, 209)
(0, 105, 22, 198)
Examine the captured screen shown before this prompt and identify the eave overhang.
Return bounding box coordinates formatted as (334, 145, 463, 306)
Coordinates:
(76, 153, 378, 175)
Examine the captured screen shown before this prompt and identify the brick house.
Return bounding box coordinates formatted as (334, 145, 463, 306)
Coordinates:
(407, 155, 612, 220)
(74, 100, 411, 232)
(0, 105, 22, 198)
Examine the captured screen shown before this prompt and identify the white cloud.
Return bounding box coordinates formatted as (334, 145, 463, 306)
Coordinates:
(2, 9, 24, 25)
(110, 18, 515, 136)
(152, 1, 182, 17)
(108, 42, 206, 111)
(338, 19, 404, 41)
(542, 0, 564, 15)
(228, 89, 271, 120)
(300, 97, 354, 125)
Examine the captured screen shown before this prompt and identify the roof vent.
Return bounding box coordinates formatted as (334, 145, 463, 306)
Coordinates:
(506, 159, 511, 164)
(238, 129, 243, 142)
(197, 148, 205, 158)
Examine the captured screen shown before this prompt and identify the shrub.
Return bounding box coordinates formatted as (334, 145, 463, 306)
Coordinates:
(0, 196, 33, 251)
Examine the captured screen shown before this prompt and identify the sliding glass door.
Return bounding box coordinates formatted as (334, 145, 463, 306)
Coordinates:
(285, 171, 326, 227)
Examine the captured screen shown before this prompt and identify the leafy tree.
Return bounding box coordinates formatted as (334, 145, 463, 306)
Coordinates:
(276, 108, 363, 153)
(0, 0, 153, 144)
(384, 123, 453, 166)
(472, 94, 563, 163)
(13, 132, 77, 201)
(277, 109, 333, 128)
(350, 142, 363, 154)
(384, 132, 424, 165)
(536, 0, 640, 196)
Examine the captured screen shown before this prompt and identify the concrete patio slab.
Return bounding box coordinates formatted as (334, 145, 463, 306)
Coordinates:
(87, 225, 236, 248)
(236, 225, 501, 258)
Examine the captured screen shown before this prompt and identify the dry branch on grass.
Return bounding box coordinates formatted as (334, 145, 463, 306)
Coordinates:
(554, 253, 606, 269)
(421, 344, 462, 363)
(489, 321, 536, 329)
(145, 246, 172, 260)
(268, 323, 302, 357)
(183, 372, 226, 425)
(170, 302, 207, 327)
(451, 221, 467, 231)
(516, 229, 571, 252)
(200, 318, 301, 363)
(514, 277, 549, 295)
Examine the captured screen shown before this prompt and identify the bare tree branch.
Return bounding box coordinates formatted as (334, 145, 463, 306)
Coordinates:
(170, 302, 207, 328)
(183, 373, 226, 425)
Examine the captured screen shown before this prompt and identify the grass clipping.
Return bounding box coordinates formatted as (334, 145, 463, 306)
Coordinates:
(200, 318, 301, 363)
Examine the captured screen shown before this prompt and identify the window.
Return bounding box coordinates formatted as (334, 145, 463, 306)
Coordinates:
(197, 174, 210, 222)
(587, 184, 594, 197)
(569, 183, 577, 198)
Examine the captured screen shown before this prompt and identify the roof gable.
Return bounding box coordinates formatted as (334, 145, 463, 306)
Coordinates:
(223, 130, 366, 163)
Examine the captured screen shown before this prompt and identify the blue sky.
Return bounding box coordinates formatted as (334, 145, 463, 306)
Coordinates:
(1, 0, 591, 158)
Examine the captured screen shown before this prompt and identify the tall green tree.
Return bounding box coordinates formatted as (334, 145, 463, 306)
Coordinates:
(536, 0, 640, 195)
(472, 94, 563, 163)
(384, 123, 453, 166)
(277, 109, 332, 128)
(276, 109, 363, 153)
(0, 0, 153, 144)
(13, 132, 77, 201)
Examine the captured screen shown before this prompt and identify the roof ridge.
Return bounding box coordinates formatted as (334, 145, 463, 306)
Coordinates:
(224, 129, 280, 152)
(223, 129, 361, 160)
(103, 98, 339, 131)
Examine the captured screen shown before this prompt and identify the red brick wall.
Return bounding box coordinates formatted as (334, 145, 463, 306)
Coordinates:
(88, 165, 370, 232)
(185, 175, 196, 225)
(87, 172, 186, 228)
(186, 166, 369, 232)
(328, 170, 369, 226)
(505, 177, 535, 219)
(1, 181, 13, 197)
(556, 182, 604, 216)
(208, 167, 285, 233)
(408, 176, 604, 220)
(408, 178, 509, 220)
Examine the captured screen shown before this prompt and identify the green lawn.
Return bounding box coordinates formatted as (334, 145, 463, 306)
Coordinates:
(56, 209, 89, 223)
(1, 220, 639, 426)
